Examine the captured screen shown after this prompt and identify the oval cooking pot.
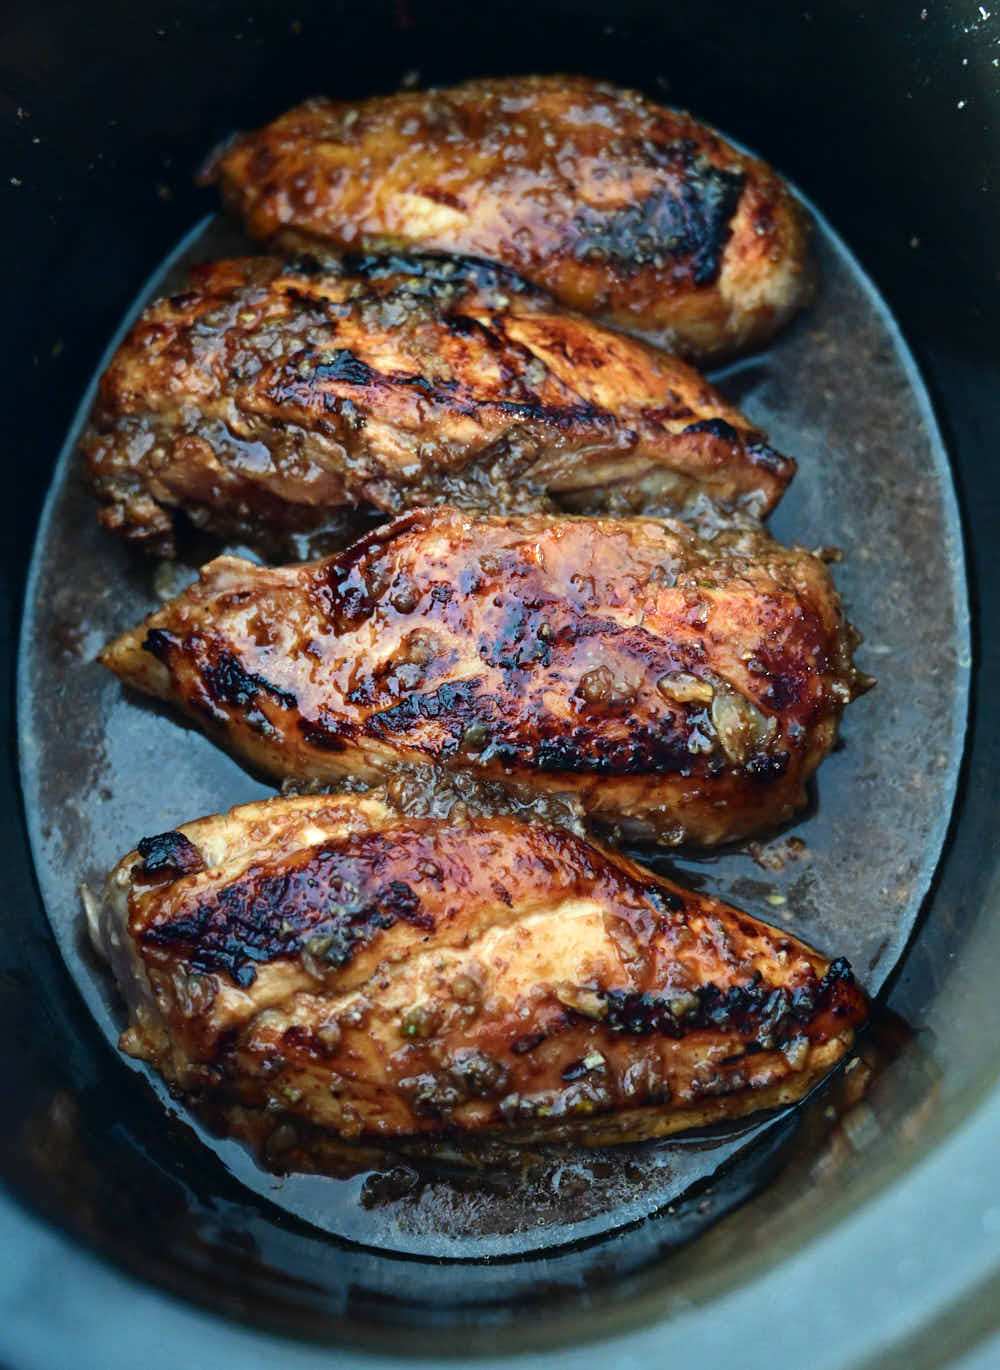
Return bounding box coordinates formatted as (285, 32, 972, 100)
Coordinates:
(1, 3, 998, 1367)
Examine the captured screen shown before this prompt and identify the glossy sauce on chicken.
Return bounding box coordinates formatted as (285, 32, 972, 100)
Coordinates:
(97, 794, 867, 1155)
(209, 75, 813, 361)
(82, 255, 793, 556)
(100, 509, 868, 847)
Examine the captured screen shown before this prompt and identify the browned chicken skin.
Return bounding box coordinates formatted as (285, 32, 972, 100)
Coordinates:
(96, 794, 867, 1156)
(82, 255, 794, 556)
(209, 75, 813, 362)
(100, 509, 867, 847)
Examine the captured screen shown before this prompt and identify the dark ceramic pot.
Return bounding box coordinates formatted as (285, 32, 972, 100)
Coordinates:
(2, 4, 998, 1366)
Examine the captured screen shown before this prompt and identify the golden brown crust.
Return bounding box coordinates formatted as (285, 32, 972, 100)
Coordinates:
(100, 794, 867, 1152)
(99, 508, 866, 847)
(81, 255, 794, 555)
(209, 75, 813, 361)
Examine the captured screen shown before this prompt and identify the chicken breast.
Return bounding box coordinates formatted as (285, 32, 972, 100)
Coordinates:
(81, 255, 794, 557)
(100, 509, 869, 847)
(208, 75, 813, 362)
(96, 793, 867, 1160)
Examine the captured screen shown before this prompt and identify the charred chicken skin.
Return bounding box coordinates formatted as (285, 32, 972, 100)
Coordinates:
(82, 254, 794, 556)
(100, 509, 867, 847)
(208, 75, 813, 362)
(96, 794, 867, 1155)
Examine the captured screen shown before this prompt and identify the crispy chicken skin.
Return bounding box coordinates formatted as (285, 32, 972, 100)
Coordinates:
(97, 794, 867, 1155)
(100, 509, 867, 847)
(81, 255, 794, 556)
(208, 75, 813, 362)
